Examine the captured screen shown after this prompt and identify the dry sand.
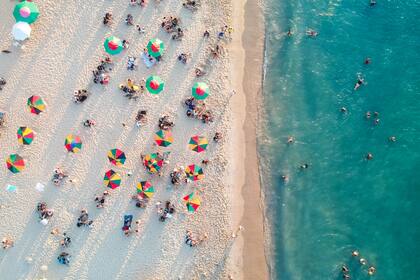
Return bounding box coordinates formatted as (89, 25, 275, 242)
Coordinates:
(0, 0, 267, 279)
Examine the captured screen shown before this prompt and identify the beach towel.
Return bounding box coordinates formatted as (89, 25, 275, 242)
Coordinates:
(35, 182, 45, 192)
(122, 214, 133, 231)
(6, 184, 17, 192)
(141, 53, 155, 68)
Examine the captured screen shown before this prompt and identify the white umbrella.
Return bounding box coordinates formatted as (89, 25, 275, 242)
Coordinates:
(12, 21, 31, 41)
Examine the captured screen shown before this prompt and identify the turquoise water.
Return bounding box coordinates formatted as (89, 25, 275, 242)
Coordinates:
(260, 1, 420, 279)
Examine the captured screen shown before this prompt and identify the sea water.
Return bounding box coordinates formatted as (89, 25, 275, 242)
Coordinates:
(260, 1, 420, 279)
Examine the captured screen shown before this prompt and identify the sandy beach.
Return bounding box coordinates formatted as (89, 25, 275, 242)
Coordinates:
(0, 0, 267, 279)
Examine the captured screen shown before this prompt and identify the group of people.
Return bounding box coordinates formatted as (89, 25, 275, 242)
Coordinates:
(158, 201, 175, 222)
(94, 191, 110, 208)
(340, 250, 376, 278)
(185, 230, 207, 247)
(92, 56, 113, 85)
(119, 78, 144, 100)
(76, 209, 93, 228)
(52, 167, 68, 186)
(37, 202, 54, 225)
(182, 0, 200, 12)
(170, 167, 187, 185)
(73, 89, 90, 103)
(184, 97, 214, 123)
(0, 77, 6, 91)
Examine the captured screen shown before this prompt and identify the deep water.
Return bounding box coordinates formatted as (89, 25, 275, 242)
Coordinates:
(260, 1, 420, 279)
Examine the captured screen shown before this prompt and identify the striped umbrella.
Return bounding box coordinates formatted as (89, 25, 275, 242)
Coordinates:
(188, 135, 208, 153)
(27, 95, 45, 115)
(143, 153, 163, 174)
(147, 38, 164, 58)
(192, 82, 210, 100)
(64, 134, 82, 153)
(13, 1, 40, 24)
(185, 164, 204, 182)
(146, 75, 164, 94)
(6, 154, 25, 174)
(104, 36, 123, 55)
(17, 126, 35, 145)
(154, 130, 173, 147)
(183, 192, 201, 212)
(104, 169, 121, 189)
(107, 148, 126, 166)
(136, 181, 154, 199)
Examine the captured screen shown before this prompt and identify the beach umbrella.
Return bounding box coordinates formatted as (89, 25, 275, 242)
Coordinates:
(104, 36, 123, 55)
(185, 164, 204, 182)
(143, 153, 163, 174)
(64, 134, 82, 153)
(12, 21, 31, 41)
(154, 130, 173, 147)
(103, 169, 121, 189)
(146, 75, 164, 94)
(147, 38, 164, 58)
(192, 82, 210, 100)
(13, 1, 40, 24)
(27, 95, 45, 115)
(107, 148, 126, 166)
(17, 126, 35, 145)
(136, 181, 154, 199)
(188, 135, 208, 153)
(6, 154, 25, 174)
(183, 192, 201, 212)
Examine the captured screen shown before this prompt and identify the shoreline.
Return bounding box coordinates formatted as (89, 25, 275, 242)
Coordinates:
(230, 0, 268, 278)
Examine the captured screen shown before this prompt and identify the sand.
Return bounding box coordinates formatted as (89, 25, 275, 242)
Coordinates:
(0, 0, 267, 279)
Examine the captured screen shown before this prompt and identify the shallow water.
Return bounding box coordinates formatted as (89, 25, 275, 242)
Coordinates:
(260, 1, 420, 279)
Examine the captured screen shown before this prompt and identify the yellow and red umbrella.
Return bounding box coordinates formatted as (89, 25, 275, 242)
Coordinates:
(107, 148, 126, 166)
(6, 154, 25, 174)
(64, 134, 82, 153)
(188, 135, 208, 153)
(143, 153, 163, 174)
(185, 164, 204, 181)
(136, 181, 155, 199)
(27, 95, 46, 115)
(154, 130, 173, 147)
(17, 126, 35, 145)
(183, 192, 201, 212)
(104, 169, 121, 189)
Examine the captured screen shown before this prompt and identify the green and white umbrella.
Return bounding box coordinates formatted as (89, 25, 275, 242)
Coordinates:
(192, 82, 210, 100)
(147, 38, 164, 58)
(146, 75, 164, 94)
(104, 36, 123, 55)
(13, 1, 40, 24)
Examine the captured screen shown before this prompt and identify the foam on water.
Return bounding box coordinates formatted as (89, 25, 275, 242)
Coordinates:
(260, 1, 420, 279)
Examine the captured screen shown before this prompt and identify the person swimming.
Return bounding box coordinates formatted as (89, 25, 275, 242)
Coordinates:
(368, 266, 376, 275)
(306, 29, 318, 37)
(354, 75, 365, 91)
(351, 250, 360, 257)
